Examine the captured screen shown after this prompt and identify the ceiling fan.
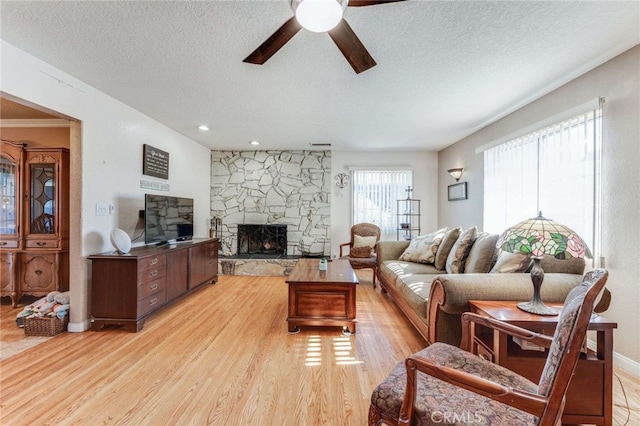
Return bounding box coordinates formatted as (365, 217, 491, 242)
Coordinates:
(243, 0, 407, 74)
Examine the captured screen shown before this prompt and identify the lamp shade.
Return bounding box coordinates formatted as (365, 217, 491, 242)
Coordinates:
(497, 212, 591, 259)
(292, 0, 346, 33)
(498, 212, 591, 315)
(447, 168, 464, 181)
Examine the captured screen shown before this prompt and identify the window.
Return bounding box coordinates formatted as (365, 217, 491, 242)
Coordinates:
(483, 104, 602, 265)
(352, 169, 412, 240)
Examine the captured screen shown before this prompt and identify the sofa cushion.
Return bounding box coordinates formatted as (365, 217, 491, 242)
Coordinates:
(380, 260, 441, 286)
(395, 274, 439, 319)
(434, 227, 461, 270)
(490, 251, 532, 273)
(398, 228, 447, 264)
(465, 232, 499, 273)
(540, 255, 585, 274)
(445, 226, 478, 274)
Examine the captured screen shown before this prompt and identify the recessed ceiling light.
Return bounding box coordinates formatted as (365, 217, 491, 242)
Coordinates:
(198, 125, 210, 131)
(249, 140, 260, 146)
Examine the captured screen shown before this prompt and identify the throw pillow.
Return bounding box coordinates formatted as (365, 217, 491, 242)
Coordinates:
(353, 234, 377, 250)
(540, 255, 586, 274)
(490, 251, 532, 273)
(350, 246, 372, 258)
(465, 232, 500, 273)
(445, 226, 478, 274)
(398, 228, 448, 264)
(434, 227, 462, 270)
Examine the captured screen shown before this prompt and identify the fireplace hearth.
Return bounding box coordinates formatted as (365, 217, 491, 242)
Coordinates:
(237, 224, 287, 257)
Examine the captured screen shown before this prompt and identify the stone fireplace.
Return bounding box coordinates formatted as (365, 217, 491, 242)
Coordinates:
(211, 150, 331, 260)
(237, 224, 287, 257)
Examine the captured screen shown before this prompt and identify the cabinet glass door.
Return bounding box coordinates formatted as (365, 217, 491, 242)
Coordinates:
(29, 164, 55, 234)
(0, 155, 18, 236)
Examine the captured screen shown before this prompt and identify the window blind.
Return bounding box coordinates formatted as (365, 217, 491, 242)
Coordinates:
(352, 169, 412, 240)
(484, 103, 602, 266)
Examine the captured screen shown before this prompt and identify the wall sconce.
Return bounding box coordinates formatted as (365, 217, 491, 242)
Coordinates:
(334, 173, 349, 189)
(447, 168, 464, 182)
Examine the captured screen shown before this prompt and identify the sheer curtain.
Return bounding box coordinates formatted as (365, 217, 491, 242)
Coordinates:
(484, 107, 602, 264)
(352, 170, 412, 240)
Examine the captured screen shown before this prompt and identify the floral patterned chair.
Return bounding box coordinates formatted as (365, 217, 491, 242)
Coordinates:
(340, 223, 381, 288)
(369, 269, 608, 425)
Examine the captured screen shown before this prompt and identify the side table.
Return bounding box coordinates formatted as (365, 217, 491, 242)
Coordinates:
(468, 300, 617, 426)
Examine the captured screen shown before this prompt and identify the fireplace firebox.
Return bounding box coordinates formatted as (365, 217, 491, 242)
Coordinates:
(237, 224, 287, 257)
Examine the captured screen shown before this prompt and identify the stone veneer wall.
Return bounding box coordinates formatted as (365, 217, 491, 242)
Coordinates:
(211, 150, 331, 257)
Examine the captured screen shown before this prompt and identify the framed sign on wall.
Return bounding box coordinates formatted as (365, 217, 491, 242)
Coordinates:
(448, 182, 467, 201)
(143, 144, 169, 179)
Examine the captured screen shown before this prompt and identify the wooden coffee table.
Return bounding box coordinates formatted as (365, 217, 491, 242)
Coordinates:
(285, 258, 359, 334)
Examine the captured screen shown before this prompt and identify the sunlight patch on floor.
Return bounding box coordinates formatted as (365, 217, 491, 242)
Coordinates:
(304, 334, 364, 367)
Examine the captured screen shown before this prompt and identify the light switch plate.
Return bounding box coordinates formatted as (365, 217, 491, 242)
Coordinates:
(96, 202, 108, 216)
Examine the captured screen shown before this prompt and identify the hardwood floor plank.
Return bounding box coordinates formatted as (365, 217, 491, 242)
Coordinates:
(1, 273, 638, 425)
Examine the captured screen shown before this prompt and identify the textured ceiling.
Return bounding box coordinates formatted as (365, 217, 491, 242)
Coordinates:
(1, 1, 638, 151)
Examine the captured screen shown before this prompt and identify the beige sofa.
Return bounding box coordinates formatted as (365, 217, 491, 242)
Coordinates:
(376, 227, 585, 346)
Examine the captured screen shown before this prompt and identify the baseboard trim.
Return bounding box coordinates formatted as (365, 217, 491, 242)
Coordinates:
(613, 351, 640, 376)
(68, 319, 91, 332)
(587, 338, 640, 376)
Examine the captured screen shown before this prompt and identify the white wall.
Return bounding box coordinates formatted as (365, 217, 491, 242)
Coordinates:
(1, 41, 211, 331)
(438, 45, 640, 368)
(331, 151, 438, 258)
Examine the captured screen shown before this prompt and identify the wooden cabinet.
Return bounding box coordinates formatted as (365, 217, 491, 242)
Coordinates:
(166, 249, 188, 302)
(188, 239, 218, 290)
(20, 252, 59, 295)
(23, 148, 69, 250)
(0, 141, 69, 306)
(0, 142, 23, 305)
(468, 300, 617, 426)
(0, 141, 23, 249)
(0, 252, 18, 303)
(89, 238, 218, 332)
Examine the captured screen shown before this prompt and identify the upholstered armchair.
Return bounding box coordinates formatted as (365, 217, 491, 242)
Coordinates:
(340, 223, 381, 287)
(369, 269, 608, 425)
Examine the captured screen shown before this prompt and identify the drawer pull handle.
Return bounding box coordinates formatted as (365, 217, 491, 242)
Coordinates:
(35, 269, 43, 276)
(149, 270, 158, 277)
(150, 283, 158, 291)
(37, 242, 46, 246)
(150, 258, 158, 265)
(150, 297, 158, 306)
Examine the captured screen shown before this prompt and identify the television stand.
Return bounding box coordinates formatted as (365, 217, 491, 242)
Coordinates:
(89, 238, 218, 332)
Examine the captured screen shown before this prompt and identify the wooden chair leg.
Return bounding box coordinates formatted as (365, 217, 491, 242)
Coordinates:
(372, 268, 376, 289)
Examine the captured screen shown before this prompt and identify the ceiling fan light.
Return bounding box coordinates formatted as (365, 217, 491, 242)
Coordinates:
(294, 0, 345, 33)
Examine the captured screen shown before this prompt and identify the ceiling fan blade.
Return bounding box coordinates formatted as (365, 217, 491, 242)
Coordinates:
(243, 17, 302, 65)
(328, 19, 376, 74)
(348, 0, 407, 7)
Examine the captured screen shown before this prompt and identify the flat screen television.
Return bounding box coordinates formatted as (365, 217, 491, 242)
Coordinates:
(144, 194, 194, 245)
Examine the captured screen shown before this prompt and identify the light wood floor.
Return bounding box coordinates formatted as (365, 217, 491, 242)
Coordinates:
(1, 273, 638, 425)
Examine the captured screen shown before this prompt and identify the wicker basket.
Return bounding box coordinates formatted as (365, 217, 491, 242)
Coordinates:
(24, 316, 69, 337)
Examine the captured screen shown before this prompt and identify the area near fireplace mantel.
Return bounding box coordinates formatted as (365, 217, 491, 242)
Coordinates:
(237, 224, 287, 257)
(211, 150, 331, 259)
